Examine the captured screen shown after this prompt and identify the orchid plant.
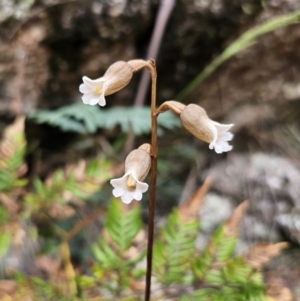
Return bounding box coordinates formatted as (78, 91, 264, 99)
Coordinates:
(79, 59, 234, 301)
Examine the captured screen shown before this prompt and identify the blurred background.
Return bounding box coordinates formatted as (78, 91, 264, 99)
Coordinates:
(1, 0, 300, 299)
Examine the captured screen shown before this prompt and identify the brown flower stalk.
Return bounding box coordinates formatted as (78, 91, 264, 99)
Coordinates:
(144, 59, 158, 301)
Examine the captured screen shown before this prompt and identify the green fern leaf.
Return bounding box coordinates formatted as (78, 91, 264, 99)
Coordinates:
(29, 104, 180, 135)
(181, 288, 221, 301)
(106, 199, 143, 252)
(92, 237, 121, 269)
(0, 145, 27, 193)
(0, 170, 13, 191)
(204, 269, 224, 285)
(55, 116, 88, 134)
(203, 226, 237, 264)
(191, 251, 213, 279)
(223, 259, 252, 284)
(0, 232, 12, 258)
(33, 178, 45, 197)
(0, 207, 10, 226)
(250, 272, 264, 285)
(153, 208, 199, 285)
(216, 235, 237, 262)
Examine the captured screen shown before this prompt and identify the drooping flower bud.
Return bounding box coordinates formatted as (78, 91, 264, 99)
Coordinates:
(180, 104, 234, 154)
(110, 143, 152, 204)
(79, 61, 133, 107)
(156, 101, 234, 153)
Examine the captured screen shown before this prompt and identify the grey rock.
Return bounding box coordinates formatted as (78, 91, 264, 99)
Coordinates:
(206, 152, 300, 244)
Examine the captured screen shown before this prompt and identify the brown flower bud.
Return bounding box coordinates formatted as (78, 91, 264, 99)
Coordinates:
(79, 61, 133, 107)
(180, 104, 234, 154)
(103, 61, 133, 95)
(125, 146, 151, 184)
(138, 143, 152, 154)
(110, 144, 152, 204)
(180, 104, 215, 144)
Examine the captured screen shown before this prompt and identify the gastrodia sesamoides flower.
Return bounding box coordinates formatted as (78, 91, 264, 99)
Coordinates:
(156, 101, 234, 154)
(180, 104, 234, 153)
(110, 144, 151, 204)
(79, 61, 133, 106)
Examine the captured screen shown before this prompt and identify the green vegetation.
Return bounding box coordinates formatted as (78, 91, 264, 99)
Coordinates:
(0, 118, 289, 300)
(29, 103, 180, 135)
(176, 9, 300, 100)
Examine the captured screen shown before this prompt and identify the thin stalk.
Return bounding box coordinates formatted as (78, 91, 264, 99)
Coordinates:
(145, 59, 158, 301)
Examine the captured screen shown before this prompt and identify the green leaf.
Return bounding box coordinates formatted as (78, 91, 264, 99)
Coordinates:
(223, 259, 252, 284)
(153, 208, 199, 285)
(29, 104, 180, 135)
(181, 288, 220, 301)
(0, 232, 12, 258)
(205, 269, 224, 285)
(106, 199, 143, 252)
(191, 251, 212, 279)
(216, 235, 237, 262)
(93, 236, 122, 270)
(0, 207, 10, 226)
(33, 178, 45, 197)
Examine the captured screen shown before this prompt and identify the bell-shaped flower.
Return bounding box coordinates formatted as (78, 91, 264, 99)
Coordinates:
(110, 144, 151, 204)
(79, 61, 133, 107)
(180, 104, 234, 154)
(156, 101, 233, 154)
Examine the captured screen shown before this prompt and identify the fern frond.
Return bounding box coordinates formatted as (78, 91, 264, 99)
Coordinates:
(91, 199, 144, 293)
(266, 285, 294, 301)
(25, 159, 114, 216)
(153, 208, 199, 285)
(243, 242, 289, 269)
(92, 237, 122, 270)
(178, 177, 212, 222)
(104, 200, 143, 252)
(206, 225, 238, 263)
(222, 258, 253, 284)
(224, 200, 250, 237)
(29, 104, 98, 134)
(0, 117, 27, 193)
(29, 103, 180, 135)
(0, 232, 12, 258)
(200, 200, 250, 266)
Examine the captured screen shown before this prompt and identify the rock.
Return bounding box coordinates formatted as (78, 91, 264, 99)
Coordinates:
(205, 152, 300, 244)
(196, 192, 233, 250)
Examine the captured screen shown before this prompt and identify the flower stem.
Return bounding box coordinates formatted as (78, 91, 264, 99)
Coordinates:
(145, 59, 158, 301)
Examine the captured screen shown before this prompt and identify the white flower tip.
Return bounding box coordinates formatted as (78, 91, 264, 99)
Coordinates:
(98, 94, 106, 106)
(208, 122, 234, 154)
(79, 83, 86, 94)
(225, 132, 234, 141)
(122, 199, 132, 204)
(112, 187, 123, 198)
(81, 95, 88, 104)
(210, 141, 233, 154)
(121, 194, 134, 204)
(79, 75, 107, 107)
(91, 98, 101, 106)
(137, 181, 149, 193)
(110, 173, 148, 204)
(82, 75, 106, 84)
